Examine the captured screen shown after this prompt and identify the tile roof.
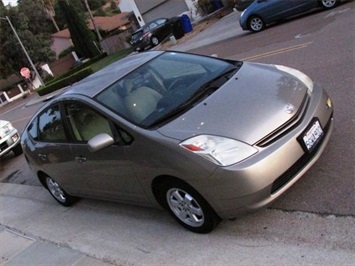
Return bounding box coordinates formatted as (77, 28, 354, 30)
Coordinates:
(88, 12, 130, 32)
(51, 12, 130, 39)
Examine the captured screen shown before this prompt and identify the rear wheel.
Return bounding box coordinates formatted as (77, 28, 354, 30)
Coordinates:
(157, 179, 220, 233)
(248, 16, 265, 32)
(151, 36, 160, 46)
(319, 0, 338, 9)
(45, 176, 77, 207)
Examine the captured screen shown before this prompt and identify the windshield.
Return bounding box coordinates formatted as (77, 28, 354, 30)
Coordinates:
(96, 52, 241, 128)
(131, 30, 143, 42)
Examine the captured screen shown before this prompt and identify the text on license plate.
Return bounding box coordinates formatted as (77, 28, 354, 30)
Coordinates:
(303, 120, 324, 151)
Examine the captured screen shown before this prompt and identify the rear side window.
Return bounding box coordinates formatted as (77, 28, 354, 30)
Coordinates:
(37, 105, 67, 142)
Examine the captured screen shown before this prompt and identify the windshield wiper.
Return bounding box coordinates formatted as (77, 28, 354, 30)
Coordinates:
(186, 66, 239, 103)
(147, 66, 239, 128)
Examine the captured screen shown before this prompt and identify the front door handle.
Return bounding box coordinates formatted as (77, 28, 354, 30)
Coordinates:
(38, 153, 47, 161)
(75, 156, 87, 163)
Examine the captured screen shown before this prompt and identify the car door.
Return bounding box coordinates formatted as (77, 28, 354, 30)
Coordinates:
(155, 18, 170, 38)
(26, 104, 81, 194)
(291, 0, 319, 14)
(63, 100, 148, 204)
(257, 0, 298, 23)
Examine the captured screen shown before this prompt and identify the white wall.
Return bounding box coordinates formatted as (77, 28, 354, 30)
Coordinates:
(119, 0, 145, 26)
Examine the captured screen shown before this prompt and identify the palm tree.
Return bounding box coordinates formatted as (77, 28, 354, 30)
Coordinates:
(42, 0, 60, 32)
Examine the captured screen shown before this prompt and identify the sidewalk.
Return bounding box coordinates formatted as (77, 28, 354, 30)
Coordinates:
(0, 183, 354, 265)
(0, 226, 111, 266)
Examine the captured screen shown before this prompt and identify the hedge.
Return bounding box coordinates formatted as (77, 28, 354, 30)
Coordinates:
(45, 52, 108, 86)
(37, 67, 94, 96)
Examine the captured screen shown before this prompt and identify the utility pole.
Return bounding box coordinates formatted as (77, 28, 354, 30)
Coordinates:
(83, 0, 103, 42)
(1, 16, 45, 86)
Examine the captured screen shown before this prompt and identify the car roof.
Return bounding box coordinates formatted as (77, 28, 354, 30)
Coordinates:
(63, 51, 164, 98)
(132, 18, 168, 33)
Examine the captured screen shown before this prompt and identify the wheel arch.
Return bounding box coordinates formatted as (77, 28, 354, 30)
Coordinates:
(151, 175, 191, 207)
(37, 171, 49, 188)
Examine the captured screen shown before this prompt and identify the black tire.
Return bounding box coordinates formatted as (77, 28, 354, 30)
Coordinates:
(151, 36, 160, 46)
(12, 144, 23, 156)
(319, 0, 339, 9)
(45, 176, 77, 207)
(248, 15, 265, 32)
(157, 179, 220, 233)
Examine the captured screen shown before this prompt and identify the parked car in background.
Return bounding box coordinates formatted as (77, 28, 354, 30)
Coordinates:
(21, 51, 333, 233)
(0, 120, 22, 158)
(240, 0, 340, 32)
(130, 18, 174, 52)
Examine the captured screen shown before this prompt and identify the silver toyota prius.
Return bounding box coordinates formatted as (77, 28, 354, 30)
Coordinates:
(21, 51, 333, 233)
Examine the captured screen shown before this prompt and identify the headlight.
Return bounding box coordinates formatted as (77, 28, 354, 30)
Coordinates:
(275, 65, 314, 93)
(180, 135, 258, 166)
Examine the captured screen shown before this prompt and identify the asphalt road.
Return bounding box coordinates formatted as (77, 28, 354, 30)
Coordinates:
(1, 0, 354, 220)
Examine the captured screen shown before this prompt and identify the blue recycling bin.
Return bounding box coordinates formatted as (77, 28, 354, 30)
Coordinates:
(181, 14, 193, 33)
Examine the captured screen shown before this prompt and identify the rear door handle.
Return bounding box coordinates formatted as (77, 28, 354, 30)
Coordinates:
(75, 156, 87, 163)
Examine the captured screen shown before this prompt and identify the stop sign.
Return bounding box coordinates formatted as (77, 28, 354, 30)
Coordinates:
(20, 67, 31, 79)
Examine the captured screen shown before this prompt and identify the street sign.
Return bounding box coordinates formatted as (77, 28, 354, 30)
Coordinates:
(20, 67, 31, 79)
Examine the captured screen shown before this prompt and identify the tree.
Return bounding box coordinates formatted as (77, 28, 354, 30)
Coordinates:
(0, 3, 55, 78)
(57, 0, 99, 58)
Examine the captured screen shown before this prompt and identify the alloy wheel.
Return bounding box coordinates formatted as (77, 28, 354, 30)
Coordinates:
(321, 0, 337, 8)
(151, 36, 159, 46)
(249, 17, 264, 32)
(46, 177, 67, 203)
(166, 188, 205, 227)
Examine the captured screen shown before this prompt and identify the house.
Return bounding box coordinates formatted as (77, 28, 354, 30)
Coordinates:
(119, 0, 228, 26)
(50, 12, 131, 58)
(51, 29, 72, 59)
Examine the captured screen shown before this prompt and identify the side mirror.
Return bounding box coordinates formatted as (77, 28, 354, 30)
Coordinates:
(88, 133, 115, 153)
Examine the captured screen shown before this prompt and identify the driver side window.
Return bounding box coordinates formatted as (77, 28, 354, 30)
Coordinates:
(64, 102, 113, 142)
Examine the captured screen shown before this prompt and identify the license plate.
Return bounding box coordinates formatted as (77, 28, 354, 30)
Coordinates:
(302, 120, 324, 151)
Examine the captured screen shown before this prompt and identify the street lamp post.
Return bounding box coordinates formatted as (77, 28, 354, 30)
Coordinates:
(0, 16, 45, 86)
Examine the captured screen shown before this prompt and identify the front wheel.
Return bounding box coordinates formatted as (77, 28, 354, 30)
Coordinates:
(157, 180, 220, 233)
(248, 16, 265, 32)
(45, 176, 77, 207)
(319, 0, 339, 9)
(151, 36, 160, 46)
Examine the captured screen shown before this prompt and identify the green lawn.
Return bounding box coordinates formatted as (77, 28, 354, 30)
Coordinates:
(91, 48, 133, 72)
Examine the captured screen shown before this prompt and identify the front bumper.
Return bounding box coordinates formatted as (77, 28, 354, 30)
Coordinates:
(0, 129, 21, 157)
(193, 84, 334, 219)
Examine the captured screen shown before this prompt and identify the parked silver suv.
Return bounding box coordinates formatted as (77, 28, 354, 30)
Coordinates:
(0, 120, 22, 158)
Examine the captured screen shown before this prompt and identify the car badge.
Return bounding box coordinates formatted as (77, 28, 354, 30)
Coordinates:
(285, 103, 295, 114)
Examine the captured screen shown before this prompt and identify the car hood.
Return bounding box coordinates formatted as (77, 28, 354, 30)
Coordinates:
(158, 62, 309, 145)
(0, 120, 9, 127)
